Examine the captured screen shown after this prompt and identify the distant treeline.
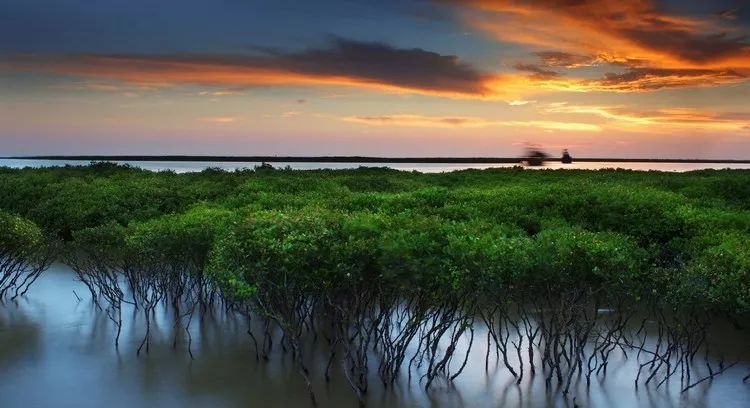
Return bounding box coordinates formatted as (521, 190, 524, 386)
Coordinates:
(8, 155, 750, 163)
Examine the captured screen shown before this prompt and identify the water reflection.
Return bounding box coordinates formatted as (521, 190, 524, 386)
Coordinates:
(0, 265, 748, 407)
(0, 305, 41, 365)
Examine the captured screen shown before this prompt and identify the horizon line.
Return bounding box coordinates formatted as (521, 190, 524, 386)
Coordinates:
(4, 155, 750, 164)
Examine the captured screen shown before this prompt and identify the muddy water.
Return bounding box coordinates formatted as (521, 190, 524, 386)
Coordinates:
(1, 265, 749, 407)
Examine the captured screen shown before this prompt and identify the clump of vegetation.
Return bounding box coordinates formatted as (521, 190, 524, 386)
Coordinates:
(2, 163, 750, 401)
(0, 210, 53, 299)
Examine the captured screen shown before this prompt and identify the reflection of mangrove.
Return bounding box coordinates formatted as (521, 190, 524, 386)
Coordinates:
(61, 226, 749, 406)
(2, 164, 750, 404)
(68, 221, 215, 354)
(47, 268, 750, 405)
(0, 307, 41, 364)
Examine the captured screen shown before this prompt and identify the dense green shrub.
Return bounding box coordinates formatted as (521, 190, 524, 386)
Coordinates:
(0, 210, 51, 298)
(3, 163, 750, 314)
(0, 210, 45, 255)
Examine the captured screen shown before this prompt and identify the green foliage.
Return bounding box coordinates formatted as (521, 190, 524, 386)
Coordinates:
(70, 221, 128, 262)
(126, 205, 235, 269)
(681, 232, 750, 314)
(3, 163, 750, 314)
(0, 210, 45, 260)
(0, 210, 52, 298)
(207, 209, 341, 301)
(531, 227, 647, 291)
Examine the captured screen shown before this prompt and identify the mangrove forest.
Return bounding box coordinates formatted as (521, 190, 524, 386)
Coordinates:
(1, 162, 750, 406)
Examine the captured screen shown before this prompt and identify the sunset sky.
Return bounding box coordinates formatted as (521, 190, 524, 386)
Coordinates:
(1, 0, 749, 158)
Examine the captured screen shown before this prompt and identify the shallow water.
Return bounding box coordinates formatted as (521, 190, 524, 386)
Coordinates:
(2, 158, 750, 173)
(1, 265, 749, 408)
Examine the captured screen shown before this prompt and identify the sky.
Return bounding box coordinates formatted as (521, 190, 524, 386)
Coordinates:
(1, 0, 749, 158)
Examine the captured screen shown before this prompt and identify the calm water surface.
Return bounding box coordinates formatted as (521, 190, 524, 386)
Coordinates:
(1, 265, 749, 407)
(2, 159, 750, 173)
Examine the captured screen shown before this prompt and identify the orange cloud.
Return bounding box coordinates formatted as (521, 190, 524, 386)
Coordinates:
(512, 63, 560, 79)
(342, 114, 601, 131)
(458, 0, 750, 70)
(533, 51, 598, 68)
(3, 38, 509, 99)
(53, 80, 157, 94)
(6, 54, 505, 99)
(198, 87, 247, 96)
(200, 116, 237, 123)
(504, 66, 745, 93)
(12, 53, 739, 100)
(6, 25, 745, 101)
(546, 103, 750, 132)
(508, 99, 535, 105)
(342, 114, 493, 127)
(587, 67, 745, 91)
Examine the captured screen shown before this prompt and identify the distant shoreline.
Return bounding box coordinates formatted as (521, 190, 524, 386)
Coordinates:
(4, 155, 750, 164)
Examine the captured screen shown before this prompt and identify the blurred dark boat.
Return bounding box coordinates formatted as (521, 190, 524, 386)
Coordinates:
(561, 149, 573, 164)
(523, 146, 549, 166)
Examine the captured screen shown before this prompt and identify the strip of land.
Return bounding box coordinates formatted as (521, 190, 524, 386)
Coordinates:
(6, 155, 750, 163)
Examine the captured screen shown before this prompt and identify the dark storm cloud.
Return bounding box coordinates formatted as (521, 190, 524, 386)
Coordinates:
(718, 8, 739, 20)
(617, 28, 750, 64)
(512, 63, 560, 79)
(250, 37, 489, 94)
(593, 67, 746, 91)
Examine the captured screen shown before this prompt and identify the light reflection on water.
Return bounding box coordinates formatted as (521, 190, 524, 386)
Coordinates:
(2, 159, 750, 173)
(1, 265, 749, 408)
